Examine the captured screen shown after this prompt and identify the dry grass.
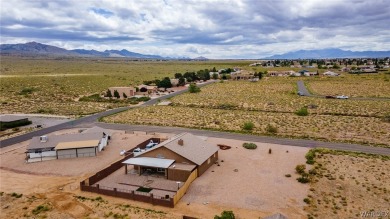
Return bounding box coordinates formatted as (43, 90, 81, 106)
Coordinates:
(305, 151, 390, 219)
(104, 77, 390, 146)
(0, 57, 251, 115)
(305, 73, 390, 98)
(103, 105, 390, 146)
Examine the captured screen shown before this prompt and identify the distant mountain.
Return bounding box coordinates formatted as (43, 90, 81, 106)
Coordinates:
(265, 48, 390, 59)
(0, 42, 168, 59)
(104, 49, 164, 59)
(0, 42, 76, 56)
(193, 56, 209, 60)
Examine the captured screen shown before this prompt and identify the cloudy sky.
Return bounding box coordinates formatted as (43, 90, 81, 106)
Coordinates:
(1, 0, 389, 58)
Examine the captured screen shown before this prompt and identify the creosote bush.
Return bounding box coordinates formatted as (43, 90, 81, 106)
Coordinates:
(242, 121, 254, 131)
(242, 142, 257, 149)
(295, 164, 306, 174)
(295, 107, 309, 116)
(266, 124, 278, 134)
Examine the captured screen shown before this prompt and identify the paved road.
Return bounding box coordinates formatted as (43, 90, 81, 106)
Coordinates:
(1, 79, 389, 156)
(95, 123, 390, 156)
(297, 80, 314, 97)
(297, 80, 390, 101)
(0, 81, 216, 148)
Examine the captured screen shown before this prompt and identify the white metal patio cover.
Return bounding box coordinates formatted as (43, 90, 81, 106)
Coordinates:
(122, 157, 175, 169)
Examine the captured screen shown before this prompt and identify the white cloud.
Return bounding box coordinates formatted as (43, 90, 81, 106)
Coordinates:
(0, 0, 389, 58)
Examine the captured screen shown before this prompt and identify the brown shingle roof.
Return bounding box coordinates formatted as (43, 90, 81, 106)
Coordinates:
(138, 133, 219, 165)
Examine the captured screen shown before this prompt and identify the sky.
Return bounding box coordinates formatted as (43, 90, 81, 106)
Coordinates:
(1, 0, 389, 59)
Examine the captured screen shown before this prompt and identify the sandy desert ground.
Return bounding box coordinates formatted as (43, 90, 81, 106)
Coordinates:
(0, 128, 309, 218)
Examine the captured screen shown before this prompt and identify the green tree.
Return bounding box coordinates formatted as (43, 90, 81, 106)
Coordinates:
(123, 93, 127, 98)
(113, 90, 120, 99)
(158, 77, 172, 89)
(212, 73, 219, 80)
(106, 89, 112, 98)
(174, 73, 183, 79)
(178, 77, 186, 86)
(188, 83, 201, 93)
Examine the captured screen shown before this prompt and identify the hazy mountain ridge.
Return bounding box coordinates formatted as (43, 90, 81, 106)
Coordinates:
(0, 42, 176, 59)
(266, 48, 390, 59)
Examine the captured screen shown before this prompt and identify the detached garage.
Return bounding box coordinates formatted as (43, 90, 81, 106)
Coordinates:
(26, 126, 111, 162)
(56, 140, 100, 159)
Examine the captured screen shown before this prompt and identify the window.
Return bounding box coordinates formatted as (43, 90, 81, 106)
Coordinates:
(207, 158, 211, 164)
(157, 168, 164, 173)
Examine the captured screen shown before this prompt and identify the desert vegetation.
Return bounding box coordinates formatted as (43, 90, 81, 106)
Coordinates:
(104, 73, 390, 146)
(302, 148, 390, 219)
(0, 57, 250, 115)
(305, 73, 390, 98)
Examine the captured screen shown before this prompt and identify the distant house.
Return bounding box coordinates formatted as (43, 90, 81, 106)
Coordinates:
(108, 87, 136, 99)
(26, 126, 111, 162)
(123, 133, 219, 181)
(170, 78, 179, 86)
(323, 71, 339, 76)
(268, 70, 296, 77)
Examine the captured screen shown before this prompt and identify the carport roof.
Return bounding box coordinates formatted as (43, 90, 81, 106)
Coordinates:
(123, 157, 175, 169)
(55, 140, 100, 150)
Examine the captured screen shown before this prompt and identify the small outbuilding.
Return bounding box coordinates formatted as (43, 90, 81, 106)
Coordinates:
(26, 126, 111, 162)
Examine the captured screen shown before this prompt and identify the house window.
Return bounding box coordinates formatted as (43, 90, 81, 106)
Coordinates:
(157, 168, 164, 173)
(207, 158, 210, 164)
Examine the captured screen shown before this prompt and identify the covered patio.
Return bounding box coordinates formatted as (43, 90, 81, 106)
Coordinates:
(123, 157, 175, 179)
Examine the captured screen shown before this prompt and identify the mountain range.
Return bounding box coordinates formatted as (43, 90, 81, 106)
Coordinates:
(0, 42, 193, 59)
(266, 48, 390, 59)
(1, 42, 389, 59)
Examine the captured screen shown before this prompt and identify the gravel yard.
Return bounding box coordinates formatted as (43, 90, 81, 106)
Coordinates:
(0, 129, 167, 176)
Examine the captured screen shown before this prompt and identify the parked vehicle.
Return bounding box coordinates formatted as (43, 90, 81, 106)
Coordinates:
(298, 91, 304, 96)
(336, 95, 349, 99)
(325, 95, 336, 99)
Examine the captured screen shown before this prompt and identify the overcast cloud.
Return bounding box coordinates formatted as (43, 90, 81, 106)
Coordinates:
(1, 0, 389, 58)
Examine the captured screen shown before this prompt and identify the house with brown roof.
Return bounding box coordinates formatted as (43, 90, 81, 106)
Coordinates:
(108, 87, 136, 99)
(123, 133, 219, 182)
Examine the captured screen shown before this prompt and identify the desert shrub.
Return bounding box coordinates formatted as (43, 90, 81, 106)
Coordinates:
(295, 107, 309, 116)
(266, 124, 278, 133)
(11, 192, 23, 198)
(297, 176, 311, 183)
(19, 87, 37, 95)
(268, 148, 272, 154)
(189, 83, 201, 93)
(295, 164, 306, 174)
(305, 150, 316, 164)
(242, 142, 257, 149)
(32, 205, 50, 215)
(214, 210, 235, 219)
(304, 198, 311, 204)
(242, 121, 254, 131)
(285, 174, 292, 177)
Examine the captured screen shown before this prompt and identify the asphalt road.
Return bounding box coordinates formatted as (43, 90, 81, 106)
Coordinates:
(1, 79, 389, 156)
(95, 123, 390, 156)
(297, 80, 390, 101)
(0, 81, 216, 148)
